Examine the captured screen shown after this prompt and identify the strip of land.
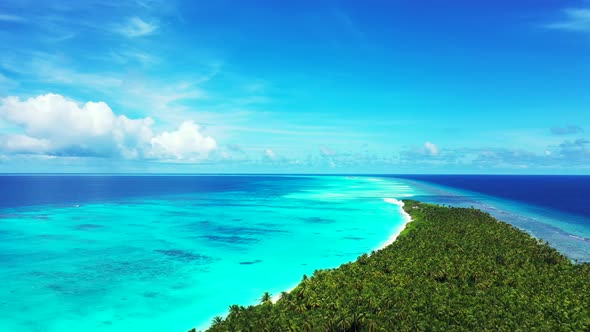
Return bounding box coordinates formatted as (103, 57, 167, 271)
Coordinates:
(196, 200, 590, 332)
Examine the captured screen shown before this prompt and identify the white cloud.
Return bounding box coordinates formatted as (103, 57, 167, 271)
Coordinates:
(424, 141, 439, 156)
(546, 8, 590, 32)
(264, 148, 276, 159)
(0, 134, 51, 154)
(0, 93, 216, 161)
(113, 115, 155, 159)
(150, 121, 217, 160)
(1, 94, 118, 143)
(115, 17, 158, 38)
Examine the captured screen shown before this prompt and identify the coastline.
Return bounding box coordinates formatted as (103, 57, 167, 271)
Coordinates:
(403, 178, 590, 263)
(379, 198, 413, 250)
(271, 197, 411, 305)
(208, 201, 590, 331)
(271, 285, 297, 303)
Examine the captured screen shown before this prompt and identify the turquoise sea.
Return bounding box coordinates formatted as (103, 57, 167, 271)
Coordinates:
(0, 175, 589, 331)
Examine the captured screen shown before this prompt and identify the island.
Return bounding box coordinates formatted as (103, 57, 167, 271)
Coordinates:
(194, 200, 590, 331)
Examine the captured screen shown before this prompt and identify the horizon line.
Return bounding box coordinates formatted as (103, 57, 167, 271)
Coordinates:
(0, 173, 589, 176)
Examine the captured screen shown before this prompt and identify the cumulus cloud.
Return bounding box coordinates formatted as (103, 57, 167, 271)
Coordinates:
(0, 93, 150, 157)
(424, 141, 439, 156)
(551, 125, 584, 135)
(1, 135, 51, 154)
(115, 17, 158, 37)
(0, 93, 216, 161)
(150, 121, 217, 160)
(2, 94, 116, 138)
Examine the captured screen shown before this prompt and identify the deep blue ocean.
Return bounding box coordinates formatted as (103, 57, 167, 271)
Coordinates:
(0, 175, 589, 332)
(0, 175, 298, 209)
(392, 175, 590, 219)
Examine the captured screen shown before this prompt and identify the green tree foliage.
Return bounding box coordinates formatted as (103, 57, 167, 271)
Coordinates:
(199, 201, 590, 331)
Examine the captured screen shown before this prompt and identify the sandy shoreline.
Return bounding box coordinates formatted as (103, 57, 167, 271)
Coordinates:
(378, 198, 413, 250)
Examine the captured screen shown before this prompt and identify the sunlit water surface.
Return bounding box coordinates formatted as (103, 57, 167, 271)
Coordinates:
(1, 175, 589, 332)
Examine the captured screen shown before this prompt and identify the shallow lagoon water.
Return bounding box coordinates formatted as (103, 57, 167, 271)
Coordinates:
(1, 174, 589, 331)
(0, 176, 415, 331)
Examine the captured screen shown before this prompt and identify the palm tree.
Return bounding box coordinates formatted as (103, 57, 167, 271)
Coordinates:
(210, 316, 223, 327)
(337, 315, 352, 332)
(201, 201, 590, 332)
(260, 291, 272, 304)
(279, 291, 289, 301)
(350, 312, 366, 332)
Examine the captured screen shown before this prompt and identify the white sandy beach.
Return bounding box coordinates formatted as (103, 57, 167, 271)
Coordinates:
(379, 198, 413, 250)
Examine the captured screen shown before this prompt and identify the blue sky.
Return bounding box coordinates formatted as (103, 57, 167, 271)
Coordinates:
(0, 0, 589, 173)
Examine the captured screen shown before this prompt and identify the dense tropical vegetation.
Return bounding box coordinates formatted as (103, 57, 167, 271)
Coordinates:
(194, 200, 590, 331)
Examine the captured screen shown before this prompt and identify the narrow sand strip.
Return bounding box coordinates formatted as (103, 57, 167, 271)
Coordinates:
(379, 198, 413, 250)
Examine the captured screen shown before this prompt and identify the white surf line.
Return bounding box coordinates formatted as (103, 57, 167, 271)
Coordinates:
(378, 198, 413, 250)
